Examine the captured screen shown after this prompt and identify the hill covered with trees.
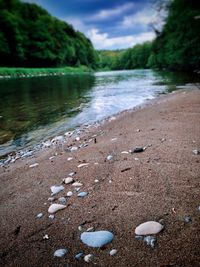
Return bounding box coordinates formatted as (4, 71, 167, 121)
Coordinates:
(0, 0, 98, 68)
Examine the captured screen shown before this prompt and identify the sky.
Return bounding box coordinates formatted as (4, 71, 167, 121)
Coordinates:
(21, 0, 162, 50)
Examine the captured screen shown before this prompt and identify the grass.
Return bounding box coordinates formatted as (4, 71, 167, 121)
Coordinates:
(0, 65, 93, 79)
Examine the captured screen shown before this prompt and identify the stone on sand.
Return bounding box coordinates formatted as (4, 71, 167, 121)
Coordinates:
(135, 221, 163, 235)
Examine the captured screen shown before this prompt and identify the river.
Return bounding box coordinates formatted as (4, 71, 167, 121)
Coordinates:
(0, 69, 199, 156)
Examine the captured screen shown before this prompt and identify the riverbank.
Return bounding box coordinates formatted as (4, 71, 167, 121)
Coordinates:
(0, 66, 92, 79)
(0, 88, 200, 266)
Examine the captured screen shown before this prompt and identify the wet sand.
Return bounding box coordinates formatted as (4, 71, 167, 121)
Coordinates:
(0, 88, 200, 267)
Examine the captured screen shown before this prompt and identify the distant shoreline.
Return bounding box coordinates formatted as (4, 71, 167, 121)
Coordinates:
(0, 66, 93, 79)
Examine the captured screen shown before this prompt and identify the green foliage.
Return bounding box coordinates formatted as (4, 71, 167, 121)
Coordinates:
(149, 0, 200, 71)
(0, 0, 97, 68)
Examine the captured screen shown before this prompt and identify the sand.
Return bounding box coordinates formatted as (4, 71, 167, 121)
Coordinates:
(0, 88, 200, 267)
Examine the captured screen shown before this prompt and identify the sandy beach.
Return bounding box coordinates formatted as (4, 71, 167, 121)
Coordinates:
(0, 88, 200, 267)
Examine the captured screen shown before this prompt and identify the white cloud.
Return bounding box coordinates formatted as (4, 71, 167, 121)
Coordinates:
(122, 8, 156, 29)
(87, 28, 155, 50)
(65, 17, 88, 33)
(87, 2, 135, 21)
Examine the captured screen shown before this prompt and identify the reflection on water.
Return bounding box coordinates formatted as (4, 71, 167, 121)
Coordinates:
(0, 69, 199, 156)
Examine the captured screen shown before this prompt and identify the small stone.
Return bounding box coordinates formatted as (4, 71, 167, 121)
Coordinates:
(75, 252, 83, 260)
(132, 147, 144, 153)
(84, 254, 93, 263)
(75, 137, 80, 141)
(63, 177, 74, 184)
(81, 231, 114, 248)
(71, 146, 78, 151)
(144, 236, 156, 248)
(192, 149, 200, 155)
(135, 221, 163, 235)
(78, 225, 84, 231)
(184, 215, 192, 223)
(86, 227, 94, 232)
(78, 192, 88, 197)
(121, 151, 129, 154)
(72, 182, 83, 187)
(29, 163, 39, 168)
(51, 185, 64, 196)
(58, 197, 67, 204)
(36, 213, 43, 218)
(49, 214, 55, 220)
(111, 138, 117, 141)
(198, 206, 200, 212)
(136, 129, 141, 132)
(66, 191, 73, 197)
(67, 157, 73, 161)
(49, 156, 55, 160)
(94, 179, 99, 183)
(48, 203, 66, 214)
(43, 234, 49, 240)
(69, 172, 76, 176)
(78, 163, 89, 168)
(54, 248, 67, 257)
(107, 155, 113, 161)
(48, 197, 55, 202)
(109, 249, 117, 256)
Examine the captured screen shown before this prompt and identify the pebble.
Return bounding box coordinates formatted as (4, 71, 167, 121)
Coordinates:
(43, 234, 49, 240)
(121, 151, 129, 154)
(198, 206, 200, 212)
(36, 213, 43, 218)
(184, 215, 192, 223)
(75, 252, 83, 260)
(72, 182, 83, 187)
(111, 138, 117, 141)
(48, 197, 55, 202)
(107, 155, 113, 161)
(75, 137, 80, 141)
(84, 254, 93, 263)
(71, 146, 78, 151)
(29, 163, 39, 168)
(78, 225, 84, 231)
(192, 149, 199, 155)
(132, 147, 144, 153)
(135, 221, 163, 235)
(49, 214, 55, 220)
(54, 248, 68, 257)
(78, 192, 88, 197)
(78, 163, 89, 168)
(51, 185, 64, 196)
(49, 156, 55, 160)
(109, 249, 117, 256)
(63, 177, 74, 184)
(69, 172, 76, 176)
(67, 157, 73, 161)
(66, 191, 73, 197)
(144, 236, 156, 248)
(94, 179, 99, 183)
(48, 203, 66, 214)
(81, 231, 114, 248)
(58, 197, 67, 204)
(86, 227, 94, 232)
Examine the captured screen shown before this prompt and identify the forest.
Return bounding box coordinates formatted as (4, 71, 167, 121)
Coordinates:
(0, 0, 98, 68)
(0, 0, 199, 72)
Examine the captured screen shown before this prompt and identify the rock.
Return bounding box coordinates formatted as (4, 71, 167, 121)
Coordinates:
(192, 149, 200, 155)
(94, 179, 99, 183)
(135, 221, 163, 235)
(29, 163, 39, 168)
(121, 151, 129, 154)
(67, 157, 73, 161)
(75, 137, 80, 141)
(48, 204, 66, 214)
(71, 146, 78, 151)
(48, 197, 55, 202)
(63, 177, 74, 184)
(111, 138, 117, 141)
(78, 192, 88, 197)
(49, 156, 55, 160)
(54, 248, 67, 257)
(198, 206, 200, 212)
(144, 236, 156, 248)
(75, 252, 83, 260)
(77, 163, 89, 168)
(51, 185, 64, 196)
(66, 191, 73, 197)
(58, 197, 67, 204)
(107, 155, 113, 161)
(109, 249, 117, 256)
(36, 213, 43, 219)
(84, 254, 93, 262)
(43, 234, 49, 240)
(69, 172, 76, 176)
(49, 214, 55, 220)
(72, 182, 83, 187)
(81, 230, 114, 248)
(184, 215, 192, 223)
(86, 227, 94, 232)
(132, 147, 144, 153)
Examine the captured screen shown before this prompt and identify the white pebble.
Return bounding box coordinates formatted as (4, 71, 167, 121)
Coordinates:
(94, 179, 99, 183)
(107, 155, 113, 161)
(49, 214, 55, 220)
(72, 182, 83, 187)
(77, 163, 89, 168)
(121, 151, 129, 154)
(54, 248, 67, 257)
(67, 157, 73, 161)
(36, 213, 43, 218)
(29, 163, 39, 168)
(63, 177, 74, 184)
(135, 221, 163, 235)
(109, 249, 117, 256)
(43, 234, 49, 240)
(48, 203, 66, 214)
(84, 254, 93, 263)
(67, 191, 73, 197)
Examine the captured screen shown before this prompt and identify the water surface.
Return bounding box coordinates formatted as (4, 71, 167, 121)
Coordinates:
(0, 69, 199, 156)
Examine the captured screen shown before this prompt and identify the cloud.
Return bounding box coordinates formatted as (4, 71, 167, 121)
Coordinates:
(87, 28, 155, 50)
(122, 8, 156, 29)
(87, 2, 135, 21)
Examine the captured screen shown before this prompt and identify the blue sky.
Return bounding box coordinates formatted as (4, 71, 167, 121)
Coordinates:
(22, 0, 161, 50)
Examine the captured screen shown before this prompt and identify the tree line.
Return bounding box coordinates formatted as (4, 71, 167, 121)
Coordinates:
(0, 0, 98, 68)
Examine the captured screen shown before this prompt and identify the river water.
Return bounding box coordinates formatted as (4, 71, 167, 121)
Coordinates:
(0, 69, 199, 156)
